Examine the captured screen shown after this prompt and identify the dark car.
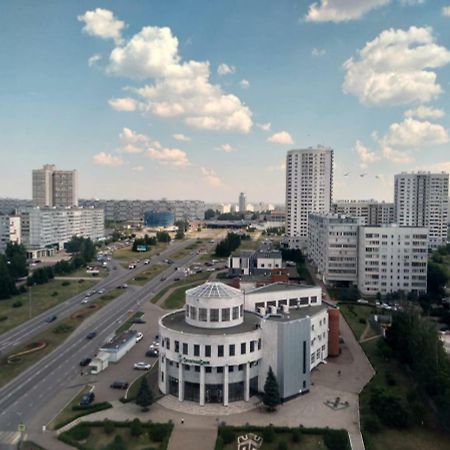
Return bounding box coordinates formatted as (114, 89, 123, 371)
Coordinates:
(160, 276, 166, 281)
(174, 277, 180, 281)
(46, 315, 57, 323)
(86, 331, 97, 339)
(80, 391, 95, 406)
(146, 348, 159, 357)
(79, 358, 92, 367)
(131, 318, 146, 324)
(110, 381, 129, 390)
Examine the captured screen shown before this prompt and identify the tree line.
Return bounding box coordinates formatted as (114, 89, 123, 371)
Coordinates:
(214, 232, 250, 257)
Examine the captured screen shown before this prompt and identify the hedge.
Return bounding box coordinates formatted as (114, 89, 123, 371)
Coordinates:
(54, 402, 112, 430)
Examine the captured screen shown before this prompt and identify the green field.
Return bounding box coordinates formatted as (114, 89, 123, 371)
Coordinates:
(113, 242, 168, 267)
(128, 264, 166, 286)
(0, 279, 97, 335)
(339, 303, 377, 341)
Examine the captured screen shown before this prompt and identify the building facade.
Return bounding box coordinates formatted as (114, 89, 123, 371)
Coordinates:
(394, 172, 449, 249)
(331, 200, 394, 226)
(32, 164, 78, 207)
(19, 207, 104, 257)
(0, 215, 21, 253)
(158, 282, 329, 406)
(358, 225, 428, 296)
(285, 148, 333, 249)
(307, 213, 364, 285)
(239, 192, 247, 213)
(144, 211, 175, 228)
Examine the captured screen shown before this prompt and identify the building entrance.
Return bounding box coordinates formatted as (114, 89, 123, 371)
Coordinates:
(205, 384, 223, 403)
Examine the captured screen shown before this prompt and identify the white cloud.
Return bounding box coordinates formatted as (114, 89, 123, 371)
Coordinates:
(355, 140, 380, 168)
(381, 145, 414, 164)
(257, 122, 272, 132)
(383, 118, 449, 147)
(305, 0, 389, 23)
(404, 105, 445, 119)
(173, 133, 191, 142)
(201, 167, 222, 187)
(343, 26, 450, 106)
(399, 0, 424, 4)
(442, 6, 450, 16)
(217, 63, 235, 76)
(239, 79, 250, 89)
(267, 131, 294, 145)
(78, 8, 125, 45)
(146, 147, 190, 167)
(312, 48, 326, 57)
(132, 165, 144, 172)
(82, 18, 252, 133)
(88, 54, 102, 67)
(93, 152, 125, 166)
(266, 161, 286, 172)
(218, 144, 235, 153)
(108, 97, 138, 112)
(118, 127, 151, 153)
(424, 161, 450, 173)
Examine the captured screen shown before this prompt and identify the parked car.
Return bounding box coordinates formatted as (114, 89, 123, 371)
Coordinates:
(46, 315, 57, 323)
(86, 331, 97, 340)
(79, 391, 95, 406)
(131, 317, 146, 324)
(146, 348, 159, 357)
(79, 358, 92, 367)
(134, 362, 151, 370)
(81, 297, 89, 304)
(110, 381, 129, 390)
(174, 277, 180, 281)
(136, 332, 144, 343)
(151, 340, 160, 347)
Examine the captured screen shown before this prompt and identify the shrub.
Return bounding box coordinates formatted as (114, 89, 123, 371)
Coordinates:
(291, 429, 302, 443)
(78, 279, 84, 283)
(19, 285, 27, 293)
(364, 415, 382, 433)
(278, 440, 288, 450)
(51, 291, 58, 297)
(148, 424, 168, 442)
(324, 430, 350, 450)
(68, 425, 90, 441)
(103, 419, 115, 435)
(359, 318, 366, 324)
(221, 428, 235, 445)
(385, 371, 396, 386)
(262, 426, 275, 443)
(62, 281, 71, 286)
(130, 418, 143, 437)
(12, 301, 23, 308)
(53, 324, 74, 334)
(0, 316, 8, 322)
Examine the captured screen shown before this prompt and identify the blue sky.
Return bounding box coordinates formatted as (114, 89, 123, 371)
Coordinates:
(1, 0, 450, 203)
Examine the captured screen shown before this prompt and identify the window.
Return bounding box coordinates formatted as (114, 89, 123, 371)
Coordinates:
(195, 366, 200, 372)
(258, 338, 262, 350)
(166, 338, 170, 350)
(239, 305, 243, 317)
(190, 307, 197, 320)
(238, 364, 244, 371)
(229, 365, 234, 372)
(205, 345, 211, 357)
(218, 345, 224, 357)
(289, 298, 297, 307)
(250, 341, 255, 352)
(210, 308, 219, 322)
(241, 342, 246, 354)
(194, 344, 200, 357)
(221, 308, 230, 321)
(185, 306, 189, 318)
(183, 343, 188, 355)
(229, 344, 235, 356)
(199, 308, 207, 321)
(184, 364, 190, 371)
(205, 366, 212, 373)
(217, 366, 224, 373)
(175, 340, 179, 353)
(232, 306, 239, 320)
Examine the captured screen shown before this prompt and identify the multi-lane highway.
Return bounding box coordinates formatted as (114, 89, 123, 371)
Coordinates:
(0, 238, 218, 447)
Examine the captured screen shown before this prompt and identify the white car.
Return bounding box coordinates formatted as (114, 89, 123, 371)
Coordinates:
(81, 297, 89, 304)
(144, 259, 150, 265)
(136, 332, 144, 343)
(151, 340, 160, 347)
(134, 362, 151, 370)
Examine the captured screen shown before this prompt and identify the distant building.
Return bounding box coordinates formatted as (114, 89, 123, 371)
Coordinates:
(358, 225, 428, 296)
(331, 200, 394, 226)
(228, 248, 282, 277)
(144, 210, 175, 228)
(285, 148, 333, 249)
(307, 213, 364, 285)
(32, 164, 78, 207)
(0, 198, 33, 215)
(239, 192, 247, 213)
(394, 172, 449, 249)
(0, 215, 21, 253)
(19, 207, 104, 258)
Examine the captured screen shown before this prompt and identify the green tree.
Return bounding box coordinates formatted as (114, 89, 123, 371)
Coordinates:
(0, 255, 18, 299)
(263, 367, 281, 411)
(427, 262, 448, 299)
(175, 229, 185, 240)
(102, 435, 126, 450)
(156, 231, 171, 243)
(5, 242, 28, 279)
(130, 418, 143, 437)
(204, 209, 216, 220)
(135, 376, 154, 411)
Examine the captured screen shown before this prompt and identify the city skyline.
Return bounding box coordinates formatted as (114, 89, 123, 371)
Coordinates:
(1, 1, 450, 203)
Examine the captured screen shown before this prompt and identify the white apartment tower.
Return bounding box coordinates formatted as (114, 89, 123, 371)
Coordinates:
(332, 200, 394, 226)
(394, 172, 449, 249)
(239, 192, 247, 213)
(32, 164, 78, 207)
(285, 148, 333, 249)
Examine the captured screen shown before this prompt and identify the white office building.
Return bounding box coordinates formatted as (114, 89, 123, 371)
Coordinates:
(285, 147, 333, 249)
(158, 282, 329, 405)
(238, 193, 247, 213)
(358, 225, 428, 296)
(331, 200, 394, 226)
(394, 172, 449, 249)
(32, 164, 78, 208)
(0, 215, 21, 253)
(307, 213, 364, 285)
(19, 207, 104, 258)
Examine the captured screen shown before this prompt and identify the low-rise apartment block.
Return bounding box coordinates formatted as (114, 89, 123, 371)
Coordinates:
(331, 200, 394, 226)
(0, 215, 21, 253)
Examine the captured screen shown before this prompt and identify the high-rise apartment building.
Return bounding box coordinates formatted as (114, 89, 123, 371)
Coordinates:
(32, 164, 78, 207)
(238, 192, 247, 213)
(331, 200, 394, 226)
(285, 147, 333, 249)
(307, 213, 364, 285)
(358, 225, 428, 296)
(394, 172, 449, 249)
(0, 215, 21, 253)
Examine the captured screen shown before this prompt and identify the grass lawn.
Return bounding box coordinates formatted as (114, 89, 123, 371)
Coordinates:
(128, 264, 166, 286)
(0, 279, 97, 335)
(360, 339, 450, 450)
(49, 385, 90, 429)
(169, 240, 202, 260)
(338, 304, 377, 341)
(116, 311, 144, 334)
(125, 362, 160, 401)
(84, 428, 162, 450)
(150, 271, 213, 305)
(0, 293, 121, 388)
(222, 433, 326, 450)
(113, 242, 168, 268)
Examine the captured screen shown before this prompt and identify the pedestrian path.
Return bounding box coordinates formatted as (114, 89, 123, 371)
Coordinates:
(168, 425, 218, 450)
(0, 431, 21, 445)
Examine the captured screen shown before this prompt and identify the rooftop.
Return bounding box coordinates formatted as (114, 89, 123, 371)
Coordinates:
(100, 330, 137, 351)
(247, 282, 318, 294)
(161, 310, 261, 335)
(186, 282, 242, 299)
(265, 304, 327, 322)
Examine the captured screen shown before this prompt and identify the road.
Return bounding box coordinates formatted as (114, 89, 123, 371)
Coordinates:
(0, 239, 218, 447)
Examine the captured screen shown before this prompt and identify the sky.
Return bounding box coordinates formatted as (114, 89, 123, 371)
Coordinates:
(0, 0, 450, 204)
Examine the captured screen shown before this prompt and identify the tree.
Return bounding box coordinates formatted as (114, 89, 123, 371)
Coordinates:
(156, 231, 171, 243)
(427, 262, 448, 299)
(263, 367, 281, 411)
(130, 418, 143, 437)
(5, 242, 28, 279)
(135, 376, 154, 411)
(175, 229, 185, 240)
(0, 255, 18, 300)
(204, 209, 216, 220)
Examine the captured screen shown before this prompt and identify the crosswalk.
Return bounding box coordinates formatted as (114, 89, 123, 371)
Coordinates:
(0, 431, 21, 445)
